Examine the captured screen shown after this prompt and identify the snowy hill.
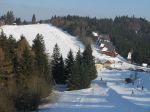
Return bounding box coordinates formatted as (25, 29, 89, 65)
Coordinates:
(1, 24, 150, 112)
(1, 24, 84, 57)
(1, 24, 148, 71)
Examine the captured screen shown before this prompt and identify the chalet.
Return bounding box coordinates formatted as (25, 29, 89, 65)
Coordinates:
(100, 41, 117, 57)
(96, 34, 117, 57)
(0, 19, 5, 27)
(95, 59, 112, 70)
(95, 58, 103, 71)
(103, 60, 112, 68)
(95, 64, 103, 71)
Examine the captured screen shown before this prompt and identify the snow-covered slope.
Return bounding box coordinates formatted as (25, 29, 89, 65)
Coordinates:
(1, 24, 148, 71)
(1, 24, 84, 57)
(1, 24, 150, 112)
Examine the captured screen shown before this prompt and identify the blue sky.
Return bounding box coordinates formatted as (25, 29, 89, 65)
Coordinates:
(0, 0, 150, 20)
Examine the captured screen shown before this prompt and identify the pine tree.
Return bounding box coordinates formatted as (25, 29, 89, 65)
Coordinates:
(32, 14, 36, 24)
(83, 44, 97, 80)
(51, 44, 66, 84)
(6, 11, 15, 25)
(76, 48, 82, 65)
(51, 44, 61, 84)
(32, 34, 45, 71)
(68, 62, 80, 90)
(32, 34, 51, 83)
(21, 47, 34, 77)
(17, 35, 30, 59)
(65, 49, 74, 83)
(15, 18, 21, 25)
(80, 63, 90, 89)
(57, 55, 65, 84)
(68, 49, 82, 90)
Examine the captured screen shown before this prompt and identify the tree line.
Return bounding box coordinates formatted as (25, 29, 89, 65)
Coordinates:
(0, 31, 97, 111)
(0, 11, 41, 25)
(2, 11, 150, 64)
(50, 15, 150, 64)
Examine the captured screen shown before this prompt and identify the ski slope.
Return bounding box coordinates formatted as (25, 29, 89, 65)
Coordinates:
(1, 24, 84, 57)
(0, 24, 129, 62)
(1, 24, 150, 112)
(38, 69, 150, 112)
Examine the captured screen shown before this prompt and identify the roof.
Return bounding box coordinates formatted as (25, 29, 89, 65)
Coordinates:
(92, 32, 98, 37)
(102, 47, 108, 52)
(103, 41, 115, 51)
(100, 43, 105, 47)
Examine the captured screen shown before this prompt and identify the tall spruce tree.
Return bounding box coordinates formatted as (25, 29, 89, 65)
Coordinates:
(65, 49, 74, 83)
(32, 14, 36, 24)
(80, 63, 90, 89)
(6, 11, 15, 25)
(68, 49, 81, 90)
(83, 44, 97, 80)
(68, 62, 80, 90)
(57, 55, 65, 84)
(32, 34, 51, 83)
(52, 44, 65, 84)
(21, 47, 34, 77)
(51, 44, 60, 84)
(32, 34, 45, 72)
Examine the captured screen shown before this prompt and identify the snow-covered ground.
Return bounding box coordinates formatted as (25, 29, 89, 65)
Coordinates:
(0, 24, 84, 57)
(39, 69, 150, 112)
(1, 24, 150, 112)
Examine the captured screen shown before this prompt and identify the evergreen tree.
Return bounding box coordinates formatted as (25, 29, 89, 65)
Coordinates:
(6, 11, 15, 25)
(51, 44, 65, 84)
(68, 49, 82, 90)
(32, 14, 36, 24)
(23, 20, 27, 25)
(51, 44, 60, 84)
(82, 44, 97, 80)
(68, 61, 80, 90)
(21, 48, 34, 77)
(68, 49, 81, 90)
(80, 63, 90, 89)
(75, 48, 82, 65)
(15, 18, 21, 25)
(32, 34, 51, 83)
(32, 34, 45, 71)
(57, 55, 65, 84)
(65, 49, 74, 83)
